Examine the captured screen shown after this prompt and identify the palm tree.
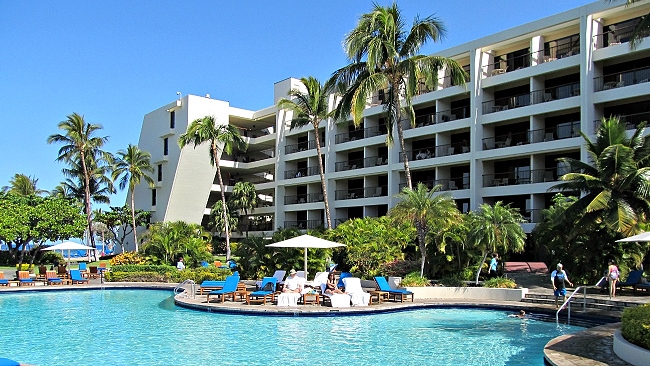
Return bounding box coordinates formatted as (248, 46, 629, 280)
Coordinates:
(277, 77, 334, 228)
(466, 202, 526, 284)
(389, 183, 461, 277)
(47, 113, 113, 251)
(330, 3, 467, 189)
(112, 144, 155, 252)
(230, 181, 258, 237)
(178, 116, 247, 260)
(553, 117, 650, 236)
(618, 1, 649, 49)
(2, 174, 48, 196)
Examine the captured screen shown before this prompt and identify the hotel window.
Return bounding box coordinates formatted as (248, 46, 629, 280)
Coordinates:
(157, 164, 162, 182)
(163, 138, 169, 156)
(151, 189, 157, 206)
(170, 111, 175, 129)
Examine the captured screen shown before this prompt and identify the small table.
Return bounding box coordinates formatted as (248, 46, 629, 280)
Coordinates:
(302, 293, 320, 306)
(369, 290, 389, 304)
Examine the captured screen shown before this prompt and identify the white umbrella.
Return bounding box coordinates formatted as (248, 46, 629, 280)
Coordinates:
(42, 241, 96, 267)
(265, 235, 345, 276)
(616, 232, 650, 242)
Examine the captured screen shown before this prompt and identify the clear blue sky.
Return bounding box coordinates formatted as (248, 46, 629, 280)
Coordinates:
(1, 0, 595, 207)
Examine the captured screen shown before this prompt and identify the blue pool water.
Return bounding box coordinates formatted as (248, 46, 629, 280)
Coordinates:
(0, 289, 584, 366)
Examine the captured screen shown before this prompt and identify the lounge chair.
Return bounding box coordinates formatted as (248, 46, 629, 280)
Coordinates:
(616, 270, 643, 291)
(634, 282, 650, 294)
(319, 283, 350, 307)
(337, 272, 352, 289)
(18, 271, 34, 286)
(343, 277, 370, 306)
(199, 280, 226, 295)
(70, 269, 89, 284)
(257, 270, 286, 289)
(57, 265, 68, 279)
(206, 275, 240, 303)
(88, 266, 100, 279)
(246, 277, 277, 305)
(374, 276, 414, 302)
(0, 272, 9, 286)
(37, 265, 47, 281)
(46, 270, 64, 285)
(78, 262, 88, 278)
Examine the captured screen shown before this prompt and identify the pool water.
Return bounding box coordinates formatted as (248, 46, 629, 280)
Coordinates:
(0, 289, 583, 366)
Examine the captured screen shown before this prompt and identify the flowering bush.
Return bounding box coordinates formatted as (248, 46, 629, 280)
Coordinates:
(110, 251, 146, 265)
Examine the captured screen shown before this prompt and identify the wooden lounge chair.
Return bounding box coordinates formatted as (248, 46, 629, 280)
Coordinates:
(88, 266, 100, 279)
(46, 270, 64, 285)
(206, 275, 240, 303)
(0, 272, 9, 286)
(57, 265, 68, 279)
(69, 270, 89, 284)
(36, 266, 47, 281)
(18, 271, 35, 286)
(246, 277, 277, 305)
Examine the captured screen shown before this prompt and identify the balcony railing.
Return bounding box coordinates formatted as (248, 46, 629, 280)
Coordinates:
(285, 139, 324, 155)
(238, 222, 273, 232)
(594, 111, 650, 131)
(483, 168, 564, 187)
(335, 125, 387, 144)
(593, 22, 650, 48)
(399, 177, 468, 191)
(335, 156, 387, 172)
(334, 186, 387, 200)
(400, 143, 469, 162)
(483, 44, 579, 77)
(284, 220, 324, 230)
(594, 66, 650, 92)
(482, 123, 580, 150)
(284, 192, 324, 205)
(483, 82, 580, 114)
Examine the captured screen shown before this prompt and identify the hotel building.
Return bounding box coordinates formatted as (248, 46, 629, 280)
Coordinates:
(131, 1, 650, 248)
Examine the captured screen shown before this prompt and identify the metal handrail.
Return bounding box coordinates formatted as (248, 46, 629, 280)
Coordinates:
(174, 279, 196, 299)
(555, 276, 607, 327)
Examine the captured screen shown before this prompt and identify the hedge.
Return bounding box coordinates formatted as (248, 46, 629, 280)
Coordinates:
(621, 303, 650, 350)
(104, 265, 232, 284)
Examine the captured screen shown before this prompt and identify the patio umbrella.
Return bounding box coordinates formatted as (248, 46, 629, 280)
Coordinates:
(42, 241, 96, 267)
(615, 232, 650, 242)
(265, 235, 345, 277)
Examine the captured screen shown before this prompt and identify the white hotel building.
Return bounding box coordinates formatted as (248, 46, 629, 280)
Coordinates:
(132, 1, 650, 244)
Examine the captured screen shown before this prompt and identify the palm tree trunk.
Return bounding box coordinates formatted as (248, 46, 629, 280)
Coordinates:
(213, 144, 231, 260)
(313, 123, 332, 229)
(79, 150, 96, 257)
(416, 221, 426, 277)
(395, 100, 412, 189)
(475, 251, 488, 285)
(130, 189, 139, 252)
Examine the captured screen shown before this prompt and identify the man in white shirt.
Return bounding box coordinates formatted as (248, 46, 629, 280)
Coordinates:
(176, 257, 185, 271)
(282, 269, 302, 293)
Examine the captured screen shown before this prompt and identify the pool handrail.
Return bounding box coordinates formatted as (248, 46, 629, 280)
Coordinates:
(555, 276, 607, 327)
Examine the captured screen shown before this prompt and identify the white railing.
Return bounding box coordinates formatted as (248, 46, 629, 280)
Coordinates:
(556, 276, 607, 327)
(174, 279, 196, 299)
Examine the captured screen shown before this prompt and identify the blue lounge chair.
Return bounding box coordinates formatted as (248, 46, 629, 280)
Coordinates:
(616, 270, 643, 291)
(70, 269, 89, 284)
(199, 280, 226, 295)
(207, 275, 240, 303)
(337, 272, 352, 289)
(374, 276, 414, 302)
(246, 277, 277, 305)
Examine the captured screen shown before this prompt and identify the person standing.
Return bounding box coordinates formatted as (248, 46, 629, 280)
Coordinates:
(607, 260, 619, 298)
(551, 263, 573, 308)
(489, 253, 499, 278)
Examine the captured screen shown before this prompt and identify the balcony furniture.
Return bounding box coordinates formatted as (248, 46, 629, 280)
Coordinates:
(496, 138, 511, 148)
(543, 93, 553, 102)
(603, 81, 618, 90)
(544, 133, 554, 142)
(491, 66, 508, 76)
(494, 178, 508, 186)
(449, 181, 458, 190)
(484, 140, 495, 150)
(348, 192, 356, 199)
(462, 146, 470, 153)
(448, 147, 455, 155)
(372, 187, 382, 197)
(543, 56, 557, 63)
(376, 157, 385, 166)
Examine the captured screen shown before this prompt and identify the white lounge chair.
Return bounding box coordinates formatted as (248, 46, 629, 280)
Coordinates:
(343, 277, 370, 307)
(320, 283, 351, 308)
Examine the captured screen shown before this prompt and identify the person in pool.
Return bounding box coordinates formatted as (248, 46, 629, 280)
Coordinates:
(508, 310, 526, 318)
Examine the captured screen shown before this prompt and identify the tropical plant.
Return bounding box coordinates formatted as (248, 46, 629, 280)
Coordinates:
(277, 76, 334, 228)
(617, 1, 649, 49)
(110, 251, 146, 265)
(552, 117, 650, 237)
(400, 272, 430, 286)
(330, 3, 467, 189)
(178, 116, 247, 260)
(47, 113, 114, 251)
(2, 174, 49, 196)
(141, 221, 212, 267)
(466, 202, 526, 284)
(230, 181, 258, 237)
(112, 144, 155, 251)
(208, 200, 239, 241)
(482, 277, 517, 289)
(389, 183, 461, 277)
(94, 206, 151, 254)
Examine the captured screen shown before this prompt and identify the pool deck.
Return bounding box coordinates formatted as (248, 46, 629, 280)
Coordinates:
(1, 273, 647, 365)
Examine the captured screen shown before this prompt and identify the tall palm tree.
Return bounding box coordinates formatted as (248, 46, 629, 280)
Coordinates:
(178, 116, 247, 260)
(47, 113, 113, 251)
(112, 144, 155, 252)
(230, 181, 258, 237)
(330, 3, 467, 189)
(277, 76, 334, 228)
(389, 183, 461, 277)
(553, 117, 650, 236)
(466, 202, 526, 284)
(2, 174, 48, 196)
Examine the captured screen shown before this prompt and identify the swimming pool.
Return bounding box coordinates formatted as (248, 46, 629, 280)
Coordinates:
(0, 289, 583, 365)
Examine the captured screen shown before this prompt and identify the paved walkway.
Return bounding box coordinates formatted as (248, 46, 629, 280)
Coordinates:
(544, 323, 632, 366)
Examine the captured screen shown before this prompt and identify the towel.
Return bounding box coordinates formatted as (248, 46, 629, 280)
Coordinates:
(277, 292, 300, 307)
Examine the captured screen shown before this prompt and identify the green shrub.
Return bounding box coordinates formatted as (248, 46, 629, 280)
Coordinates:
(15, 264, 32, 271)
(380, 260, 421, 278)
(400, 272, 430, 287)
(483, 277, 517, 288)
(439, 276, 466, 287)
(110, 264, 175, 274)
(621, 303, 650, 350)
(105, 265, 231, 283)
(38, 251, 64, 265)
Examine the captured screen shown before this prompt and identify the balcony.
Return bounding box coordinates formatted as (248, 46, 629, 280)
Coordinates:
(399, 177, 467, 191)
(593, 19, 649, 49)
(238, 222, 273, 232)
(400, 143, 469, 162)
(483, 42, 579, 77)
(284, 192, 324, 205)
(483, 168, 563, 187)
(285, 139, 324, 155)
(335, 156, 388, 172)
(482, 123, 579, 150)
(284, 166, 319, 179)
(594, 67, 650, 92)
(335, 186, 387, 200)
(594, 111, 650, 131)
(483, 82, 580, 114)
(335, 125, 387, 144)
(284, 220, 324, 230)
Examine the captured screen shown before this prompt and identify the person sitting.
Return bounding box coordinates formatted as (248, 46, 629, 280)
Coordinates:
(176, 257, 185, 271)
(282, 269, 303, 293)
(324, 272, 345, 295)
